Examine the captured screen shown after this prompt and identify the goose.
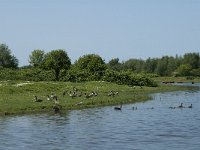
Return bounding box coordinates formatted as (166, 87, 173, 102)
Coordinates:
(69, 91, 76, 98)
(188, 104, 192, 108)
(53, 104, 61, 114)
(73, 87, 78, 92)
(84, 93, 91, 99)
(169, 106, 176, 109)
(50, 92, 57, 99)
(62, 91, 67, 97)
(108, 91, 114, 96)
(132, 106, 137, 110)
(114, 91, 119, 95)
(47, 95, 51, 101)
(114, 104, 122, 110)
(54, 96, 59, 105)
(34, 96, 42, 102)
(91, 91, 98, 96)
(75, 101, 83, 106)
(178, 103, 183, 108)
(78, 91, 82, 97)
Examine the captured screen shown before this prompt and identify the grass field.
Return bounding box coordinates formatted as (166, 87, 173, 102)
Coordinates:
(0, 80, 194, 116)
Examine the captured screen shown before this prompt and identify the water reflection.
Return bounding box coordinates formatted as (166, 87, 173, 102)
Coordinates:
(0, 83, 200, 150)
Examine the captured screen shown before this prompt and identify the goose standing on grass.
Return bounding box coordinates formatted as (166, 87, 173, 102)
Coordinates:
(54, 96, 59, 105)
(108, 91, 114, 96)
(69, 91, 76, 98)
(34, 96, 42, 102)
(47, 95, 51, 101)
(50, 92, 57, 99)
(114, 104, 122, 110)
(62, 91, 67, 97)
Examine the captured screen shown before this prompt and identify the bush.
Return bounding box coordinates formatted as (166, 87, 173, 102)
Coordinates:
(102, 70, 157, 87)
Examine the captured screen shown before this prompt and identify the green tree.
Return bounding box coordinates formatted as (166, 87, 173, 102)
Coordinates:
(29, 49, 45, 67)
(144, 58, 158, 73)
(74, 54, 107, 80)
(155, 57, 167, 76)
(123, 59, 145, 73)
(42, 49, 71, 80)
(0, 44, 18, 68)
(183, 53, 199, 69)
(176, 64, 192, 76)
(107, 58, 122, 71)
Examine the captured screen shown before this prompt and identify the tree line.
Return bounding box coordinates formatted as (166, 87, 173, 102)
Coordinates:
(0, 43, 199, 86)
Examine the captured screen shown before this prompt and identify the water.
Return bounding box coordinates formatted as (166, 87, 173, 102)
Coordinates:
(0, 83, 200, 150)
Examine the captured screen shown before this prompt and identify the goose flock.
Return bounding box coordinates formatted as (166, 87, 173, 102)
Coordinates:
(114, 102, 193, 111)
(33, 87, 119, 113)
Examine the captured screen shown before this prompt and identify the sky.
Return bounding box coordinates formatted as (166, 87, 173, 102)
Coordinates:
(1, 0, 200, 66)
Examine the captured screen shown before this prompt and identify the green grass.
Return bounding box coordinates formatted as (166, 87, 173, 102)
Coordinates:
(0, 80, 193, 116)
(153, 76, 200, 83)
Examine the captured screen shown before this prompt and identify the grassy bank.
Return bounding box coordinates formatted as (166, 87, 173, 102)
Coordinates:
(153, 76, 200, 83)
(0, 80, 195, 116)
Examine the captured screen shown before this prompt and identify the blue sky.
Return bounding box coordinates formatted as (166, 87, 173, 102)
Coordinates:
(1, 0, 200, 66)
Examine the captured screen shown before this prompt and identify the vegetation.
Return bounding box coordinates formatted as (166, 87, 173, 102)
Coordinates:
(0, 80, 193, 116)
(0, 44, 18, 68)
(0, 43, 199, 115)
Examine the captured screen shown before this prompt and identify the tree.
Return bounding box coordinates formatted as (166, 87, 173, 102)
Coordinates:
(29, 49, 45, 67)
(176, 64, 192, 76)
(107, 58, 122, 71)
(0, 44, 18, 68)
(155, 57, 167, 76)
(144, 58, 158, 73)
(123, 59, 145, 73)
(42, 49, 71, 80)
(74, 54, 107, 80)
(183, 53, 199, 69)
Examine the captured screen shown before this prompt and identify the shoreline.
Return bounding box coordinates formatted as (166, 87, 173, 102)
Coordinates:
(0, 80, 198, 116)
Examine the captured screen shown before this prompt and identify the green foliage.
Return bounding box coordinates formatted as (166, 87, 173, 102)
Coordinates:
(60, 67, 90, 82)
(107, 58, 122, 71)
(183, 53, 199, 69)
(0, 68, 55, 81)
(29, 49, 45, 67)
(123, 59, 145, 73)
(102, 70, 158, 87)
(42, 49, 71, 80)
(0, 44, 18, 68)
(74, 54, 107, 80)
(176, 64, 192, 76)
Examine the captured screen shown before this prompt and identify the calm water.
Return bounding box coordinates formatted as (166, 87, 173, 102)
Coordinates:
(0, 83, 200, 150)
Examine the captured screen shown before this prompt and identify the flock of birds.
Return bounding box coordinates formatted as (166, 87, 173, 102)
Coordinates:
(114, 102, 193, 111)
(34, 86, 193, 113)
(34, 87, 120, 113)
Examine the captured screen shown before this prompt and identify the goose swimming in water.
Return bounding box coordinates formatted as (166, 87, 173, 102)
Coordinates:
(114, 104, 122, 110)
(178, 103, 183, 108)
(188, 104, 192, 108)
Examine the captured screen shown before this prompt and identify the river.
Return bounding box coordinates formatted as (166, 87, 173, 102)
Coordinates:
(0, 83, 200, 150)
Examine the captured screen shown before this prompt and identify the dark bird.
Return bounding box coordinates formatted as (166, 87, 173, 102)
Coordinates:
(169, 106, 176, 109)
(114, 104, 122, 110)
(188, 104, 192, 108)
(132, 106, 137, 110)
(69, 91, 76, 98)
(62, 91, 67, 97)
(53, 104, 61, 114)
(34, 96, 42, 102)
(178, 103, 183, 108)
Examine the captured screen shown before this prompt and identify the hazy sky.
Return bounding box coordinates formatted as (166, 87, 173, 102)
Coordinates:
(1, 0, 200, 66)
